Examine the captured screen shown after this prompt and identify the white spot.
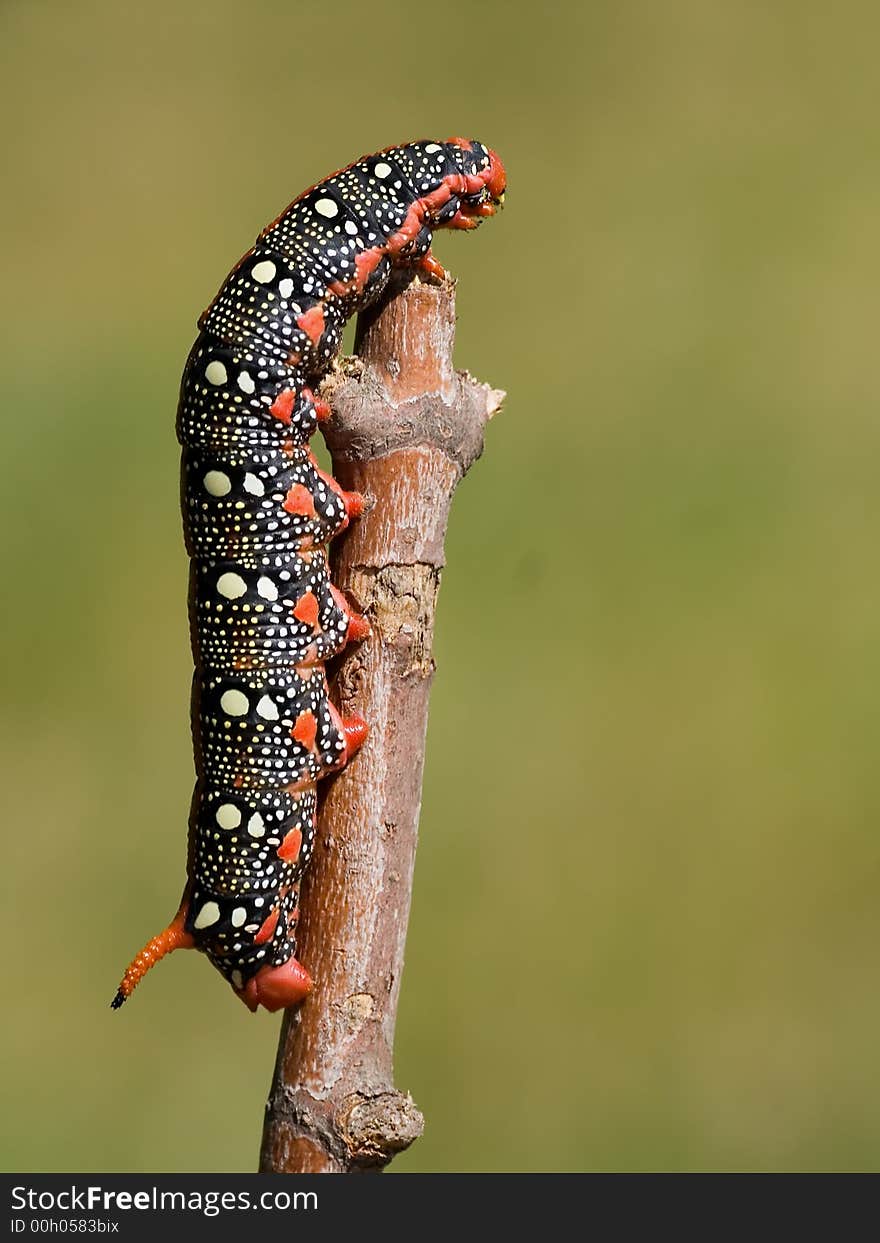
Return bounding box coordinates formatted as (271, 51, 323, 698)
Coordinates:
(374, 162, 392, 179)
(251, 260, 276, 284)
(231, 970, 243, 990)
(248, 812, 265, 838)
(231, 907, 247, 928)
(203, 469, 232, 497)
(344, 220, 358, 236)
(220, 689, 250, 716)
(278, 278, 294, 298)
(215, 803, 241, 830)
(237, 370, 256, 395)
(257, 576, 278, 602)
(315, 197, 338, 218)
(193, 901, 220, 929)
(217, 571, 247, 599)
(256, 694, 279, 721)
(425, 143, 442, 153)
(205, 360, 228, 386)
(243, 472, 264, 496)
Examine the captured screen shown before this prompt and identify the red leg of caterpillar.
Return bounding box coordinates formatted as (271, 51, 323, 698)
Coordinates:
(341, 489, 364, 519)
(110, 888, 194, 1009)
(237, 957, 313, 1014)
(309, 461, 365, 530)
(418, 252, 448, 282)
(445, 210, 481, 231)
(323, 703, 369, 768)
(345, 612, 371, 642)
(329, 585, 371, 644)
(342, 713, 369, 757)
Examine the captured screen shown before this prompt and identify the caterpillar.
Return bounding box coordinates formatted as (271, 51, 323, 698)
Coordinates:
(111, 137, 506, 1014)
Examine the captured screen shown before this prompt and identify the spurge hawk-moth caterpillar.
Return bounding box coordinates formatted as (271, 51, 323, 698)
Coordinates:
(112, 137, 506, 1013)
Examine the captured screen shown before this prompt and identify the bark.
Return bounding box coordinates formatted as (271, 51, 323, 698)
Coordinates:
(258, 271, 504, 1174)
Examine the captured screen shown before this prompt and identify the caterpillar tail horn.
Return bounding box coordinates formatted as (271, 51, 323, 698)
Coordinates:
(110, 892, 194, 1010)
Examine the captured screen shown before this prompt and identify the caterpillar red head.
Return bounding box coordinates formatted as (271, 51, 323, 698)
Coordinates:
(111, 137, 505, 1014)
(447, 136, 506, 202)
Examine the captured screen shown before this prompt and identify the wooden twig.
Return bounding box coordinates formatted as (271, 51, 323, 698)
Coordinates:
(258, 271, 504, 1174)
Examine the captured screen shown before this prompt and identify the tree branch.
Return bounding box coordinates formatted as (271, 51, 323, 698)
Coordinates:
(258, 271, 504, 1174)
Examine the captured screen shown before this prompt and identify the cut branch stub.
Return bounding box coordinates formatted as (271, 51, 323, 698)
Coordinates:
(258, 271, 504, 1174)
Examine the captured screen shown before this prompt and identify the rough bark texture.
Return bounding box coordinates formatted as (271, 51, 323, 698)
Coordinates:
(258, 271, 504, 1174)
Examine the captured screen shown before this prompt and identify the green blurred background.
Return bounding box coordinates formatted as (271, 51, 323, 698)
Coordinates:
(3, 0, 880, 1172)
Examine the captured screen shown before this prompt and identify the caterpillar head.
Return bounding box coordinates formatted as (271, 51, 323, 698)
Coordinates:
(447, 136, 507, 212)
